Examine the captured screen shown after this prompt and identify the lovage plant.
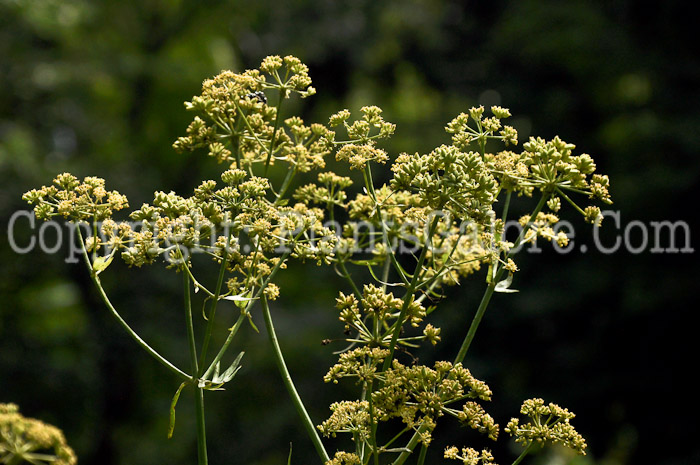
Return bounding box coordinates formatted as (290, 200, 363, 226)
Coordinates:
(22, 55, 611, 465)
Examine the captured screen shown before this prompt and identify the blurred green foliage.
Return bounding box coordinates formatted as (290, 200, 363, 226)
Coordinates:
(1, 0, 697, 464)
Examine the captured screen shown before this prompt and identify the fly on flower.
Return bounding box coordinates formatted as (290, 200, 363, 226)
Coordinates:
(245, 91, 267, 104)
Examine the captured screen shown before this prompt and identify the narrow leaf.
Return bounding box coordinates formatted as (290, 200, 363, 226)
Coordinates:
(366, 264, 403, 287)
(168, 382, 187, 439)
(246, 313, 260, 333)
(220, 351, 245, 383)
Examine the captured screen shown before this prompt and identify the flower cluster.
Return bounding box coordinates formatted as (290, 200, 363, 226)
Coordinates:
(318, 400, 371, 441)
(443, 105, 611, 227)
(505, 398, 587, 456)
(371, 361, 494, 445)
(294, 171, 354, 208)
(123, 169, 338, 293)
(446, 105, 518, 151)
(20, 55, 606, 465)
(0, 403, 77, 465)
(444, 446, 497, 465)
(330, 106, 396, 170)
(323, 347, 390, 384)
(455, 401, 499, 441)
(325, 451, 361, 465)
(517, 212, 570, 248)
(24, 168, 337, 304)
(520, 136, 611, 224)
(390, 145, 499, 224)
(173, 55, 331, 170)
(333, 285, 427, 348)
(22, 173, 129, 222)
(321, 356, 496, 448)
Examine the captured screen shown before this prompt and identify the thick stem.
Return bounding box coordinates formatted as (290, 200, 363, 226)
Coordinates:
(416, 443, 428, 465)
(183, 270, 208, 465)
(194, 386, 208, 465)
(367, 379, 380, 465)
(392, 422, 428, 465)
(337, 259, 363, 299)
(273, 165, 297, 206)
(198, 254, 229, 375)
(260, 295, 330, 463)
(453, 282, 496, 364)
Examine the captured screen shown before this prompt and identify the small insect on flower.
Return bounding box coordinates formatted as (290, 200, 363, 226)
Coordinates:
(245, 91, 267, 104)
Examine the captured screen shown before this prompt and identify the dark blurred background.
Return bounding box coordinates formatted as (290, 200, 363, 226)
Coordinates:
(1, 1, 698, 464)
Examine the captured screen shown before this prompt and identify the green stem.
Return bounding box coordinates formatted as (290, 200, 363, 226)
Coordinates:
(455, 193, 548, 364)
(501, 190, 513, 229)
(183, 270, 208, 465)
(366, 378, 380, 465)
(363, 164, 408, 286)
(416, 443, 428, 465)
(265, 88, 286, 175)
(511, 442, 535, 465)
(381, 426, 410, 450)
(381, 215, 439, 374)
(507, 193, 549, 261)
(201, 242, 298, 379)
(380, 255, 392, 292)
(273, 165, 297, 206)
(260, 294, 330, 463)
(235, 102, 270, 156)
(75, 228, 190, 381)
(392, 422, 428, 465)
(555, 187, 586, 216)
(337, 259, 363, 299)
(194, 387, 208, 465)
(202, 312, 246, 380)
(183, 269, 199, 375)
(395, 194, 551, 465)
(198, 254, 229, 375)
(453, 282, 496, 364)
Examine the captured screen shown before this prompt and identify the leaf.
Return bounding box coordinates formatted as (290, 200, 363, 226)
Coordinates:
(246, 312, 260, 333)
(223, 294, 256, 302)
(348, 258, 382, 266)
(92, 254, 114, 275)
(219, 351, 244, 383)
(211, 351, 244, 385)
(223, 293, 258, 310)
(168, 382, 187, 439)
(495, 272, 519, 293)
(366, 263, 403, 287)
